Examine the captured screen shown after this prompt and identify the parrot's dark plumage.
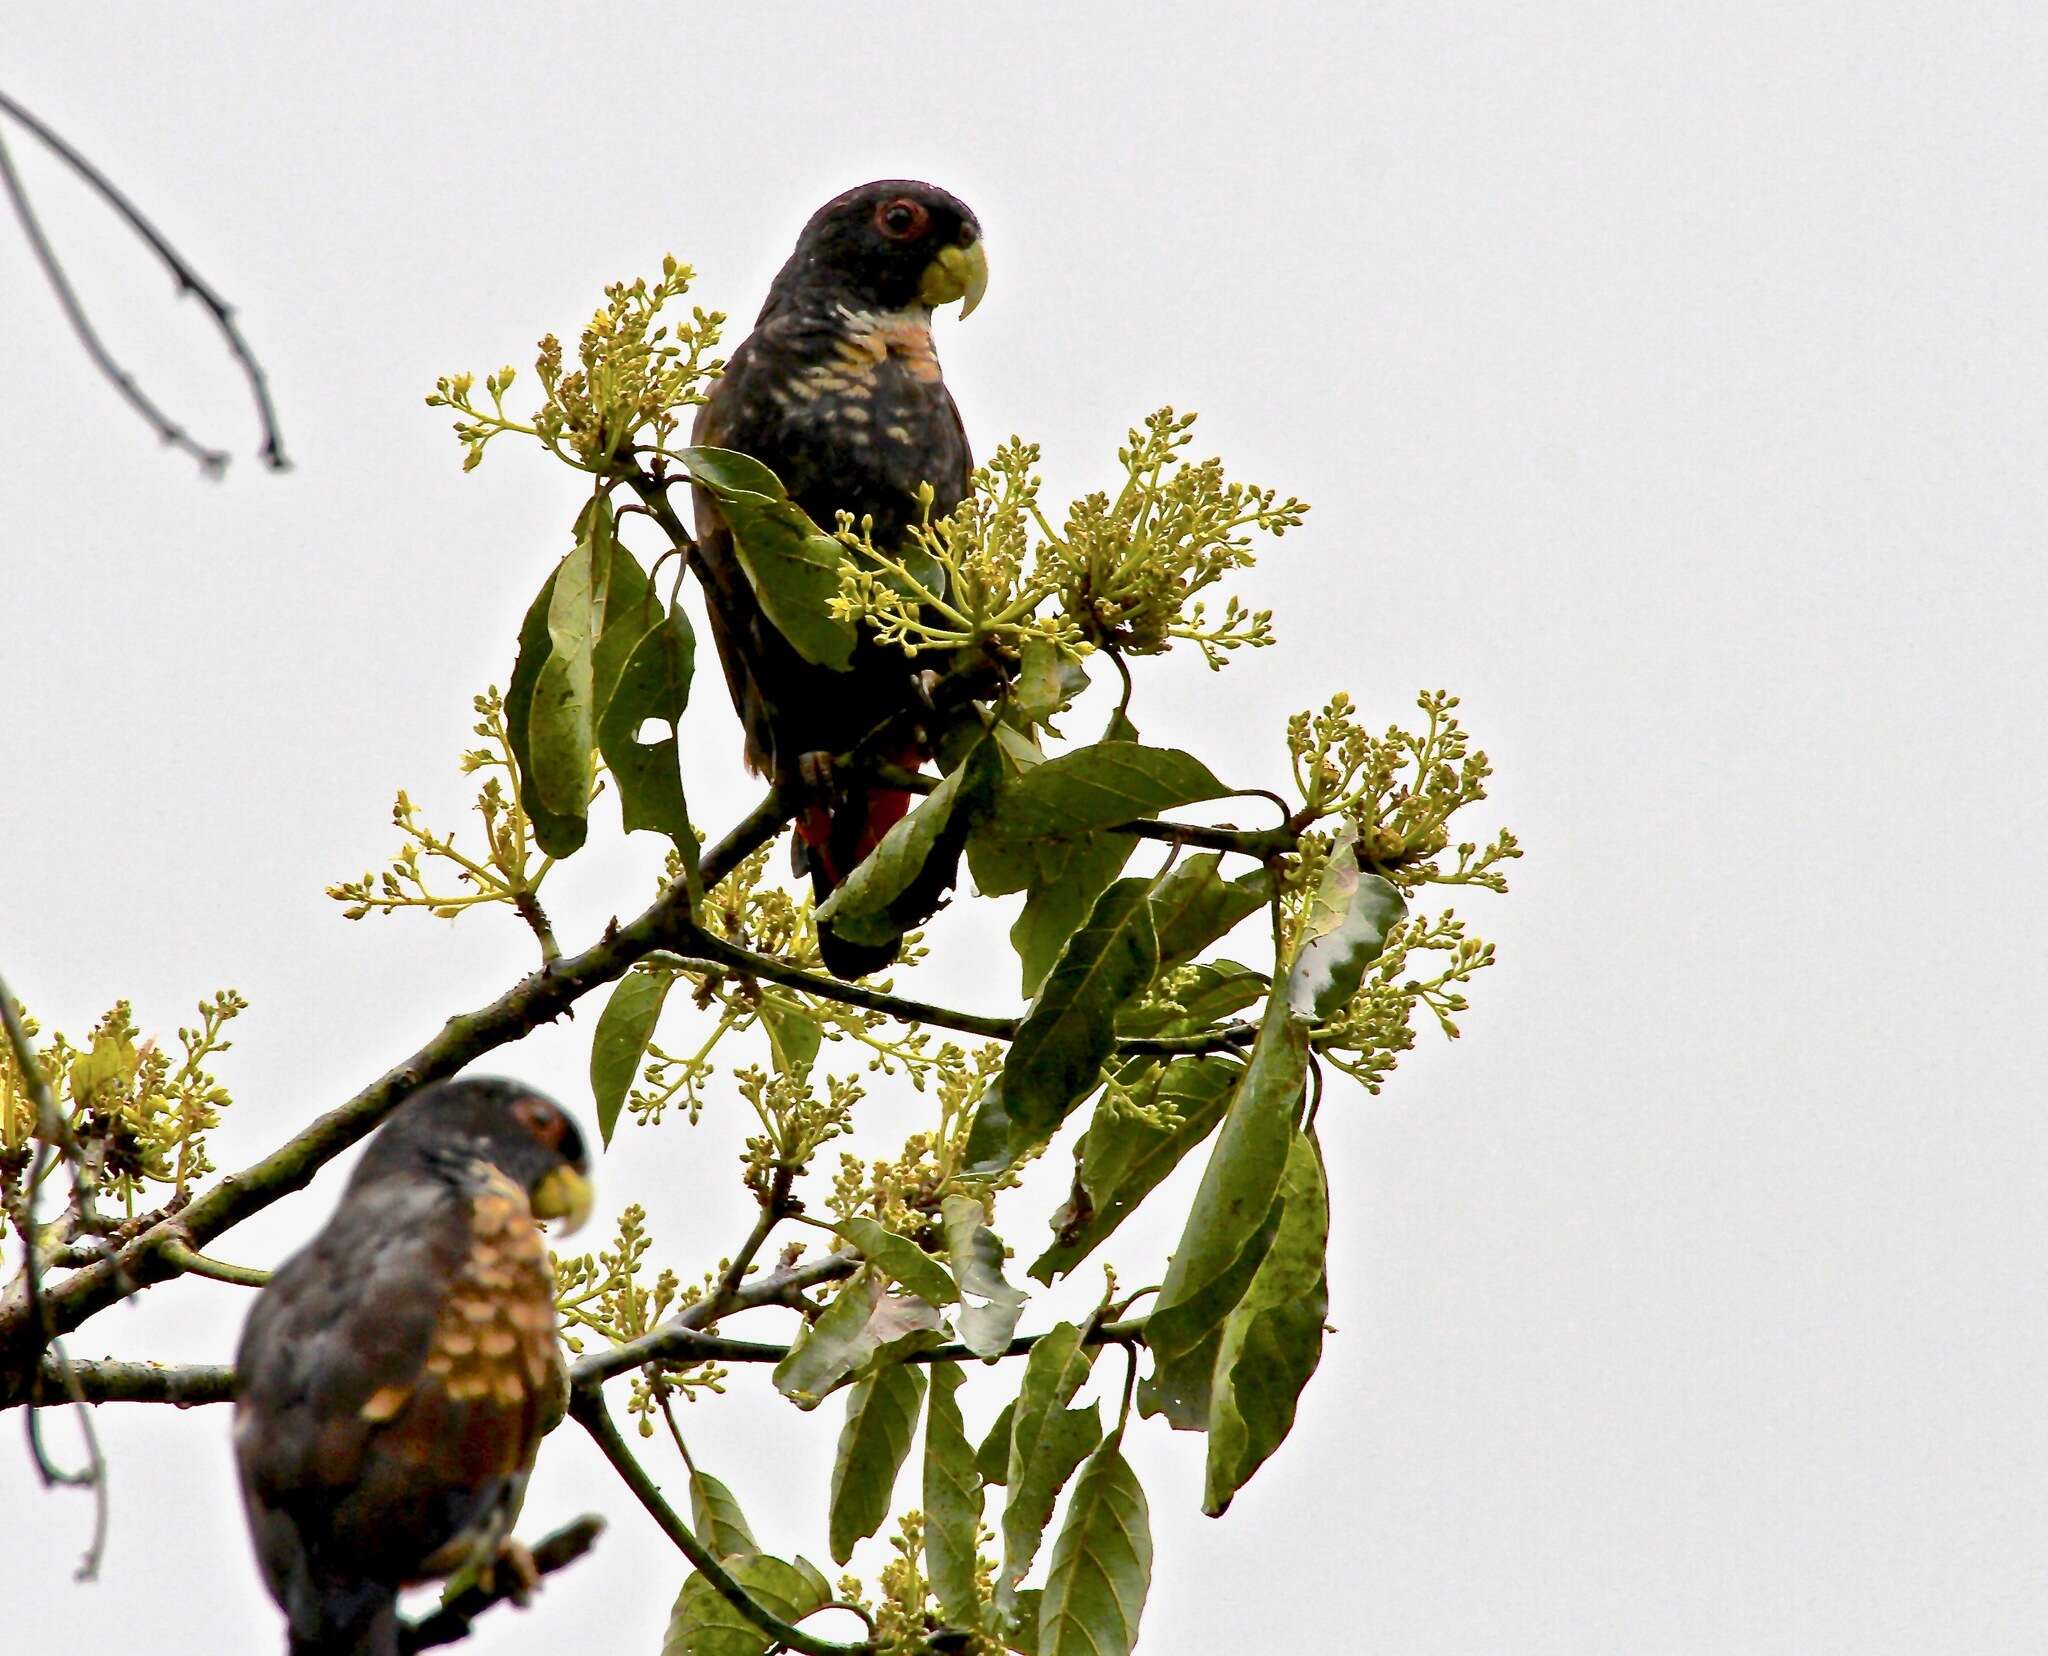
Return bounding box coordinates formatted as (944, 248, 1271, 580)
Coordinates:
(691, 179, 986, 978)
(234, 1078, 592, 1656)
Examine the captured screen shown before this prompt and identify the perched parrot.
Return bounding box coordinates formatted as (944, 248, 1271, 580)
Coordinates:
(690, 179, 987, 978)
(234, 1078, 593, 1656)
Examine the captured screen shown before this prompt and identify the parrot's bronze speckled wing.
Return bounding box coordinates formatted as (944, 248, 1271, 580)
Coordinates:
(235, 1163, 562, 1653)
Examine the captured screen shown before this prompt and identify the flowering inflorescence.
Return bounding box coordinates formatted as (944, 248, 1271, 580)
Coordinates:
(327, 688, 561, 928)
(831, 409, 1301, 688)
(427, 256, 726, 473)
(1287, 689, 1522, 892)
(2, 991, 245, 1218)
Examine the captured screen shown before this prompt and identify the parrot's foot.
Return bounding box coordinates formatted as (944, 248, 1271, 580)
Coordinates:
(494, 1538, 541, 1607)
(795, 750, 836, 794)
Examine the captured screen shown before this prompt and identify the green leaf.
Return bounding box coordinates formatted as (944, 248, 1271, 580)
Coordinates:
(976, 1399, 1016, 1487)
(829, 1360, 927, 1564)
(940, 1193, 1029, 1359)
(66, 1023, 136, 1107)
(922, 1362, 985, 1625)
(816, 739, 1002, 948)
(1147, 853, 1271, 971)
(999, 1588, 1043, 1654)
(1140, 982, 1307, 1382)
(1036, 1432, 1152, 1656)
(678, 445, 856, 670)
(1029, 1055, 1242, 1284)
(997, 741, 1228, 839)
(1011, 831, 1137, 997)
(1012, 639, 1087, 729)
(505, 563, 587, 859)
(966, 828, 1040, 898)
(988, 878, 1160, 1162)
(833, 1216, 959, 1307)
(772, 1269, 944, 1408)
(596, 599, 696, 854)
(589, 555, 658, 715)
(1115, 960, 1269, 1039)
(1287, 838, 1406, 1023)
(589, 967, 674, 1147)
(528, 512, 608, 817)
(687, 1467, 758, 1562)
(661, 1552, 832, 1656)
(1000, 1325, 1101, 1611)
(757, 992, 821, 1083)
(1137, 1201, 1282, 1432)
(1204, 1131, 1330, 1515)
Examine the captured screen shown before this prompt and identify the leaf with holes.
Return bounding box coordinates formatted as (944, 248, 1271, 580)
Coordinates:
(1287, 837, 1406, 1024)
(941, 1193, 1028, 1358)
(596, 598, 695, 856)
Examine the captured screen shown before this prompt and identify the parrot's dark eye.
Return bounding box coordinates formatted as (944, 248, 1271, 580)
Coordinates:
(875, 197, 929, 240)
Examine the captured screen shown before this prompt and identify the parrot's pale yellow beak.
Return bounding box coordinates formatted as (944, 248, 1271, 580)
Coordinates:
(532, 1164, 594, 1236)
(920, 240, 989, 318)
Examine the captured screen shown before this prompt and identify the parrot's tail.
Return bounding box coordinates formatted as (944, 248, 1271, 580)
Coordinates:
(288, 1587, 398, 1656)
(798, 742, 923, 979)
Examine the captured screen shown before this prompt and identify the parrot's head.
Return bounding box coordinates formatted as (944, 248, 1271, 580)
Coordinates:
(769, 179, 988, 320)
(356, 1076, 594, 1235)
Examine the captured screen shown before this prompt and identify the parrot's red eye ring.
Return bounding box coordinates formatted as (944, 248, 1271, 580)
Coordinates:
(875, 197, 930, 240)
(512, 1095, 565, 1150)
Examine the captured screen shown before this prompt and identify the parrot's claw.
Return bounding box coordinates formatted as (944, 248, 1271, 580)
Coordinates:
(796, 750, 836, 794)
(913, 668, 943, 714)
(496, 1538, 541, 1607)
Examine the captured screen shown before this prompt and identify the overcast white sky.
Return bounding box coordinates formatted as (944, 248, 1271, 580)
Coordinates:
(5, 5, 2046, 1653)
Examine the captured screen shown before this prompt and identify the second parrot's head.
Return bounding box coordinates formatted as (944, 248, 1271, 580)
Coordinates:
(353, 1076, 593, 1234)
(769, 179, 988, 320)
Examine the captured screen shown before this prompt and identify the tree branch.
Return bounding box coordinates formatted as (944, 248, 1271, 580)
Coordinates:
(0, 88, 290, 471)
(0, 868, 713, 1382)
(569, 1389, 873, 1656)
(660, 937, 1259, 1058)
(23, 1355, 233, 1408)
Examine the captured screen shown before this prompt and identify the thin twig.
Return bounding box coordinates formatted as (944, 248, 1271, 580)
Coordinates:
(0, 88, 290, 470)
(511, 889, 561, 965)
(158, 1238, 269, 1289)
(655, 939, 1259, 1059)
(708, 1164, 795, 1318)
